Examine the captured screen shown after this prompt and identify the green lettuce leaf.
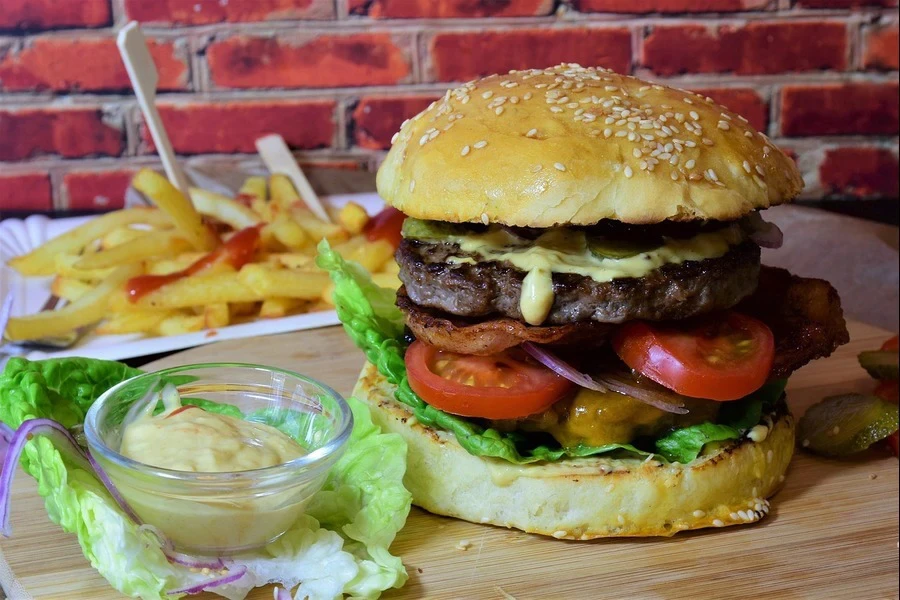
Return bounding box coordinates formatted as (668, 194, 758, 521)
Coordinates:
(0, 357, 410, 600)
(654, 379, 788, 463)
(317, 240, 789, 466)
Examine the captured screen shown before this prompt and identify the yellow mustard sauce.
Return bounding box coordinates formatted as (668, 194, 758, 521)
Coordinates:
(446, 225, 744, 325)
(120, 406, 304, 472)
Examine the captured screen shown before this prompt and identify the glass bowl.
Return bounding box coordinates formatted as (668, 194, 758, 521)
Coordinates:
(84, 363, 352, 555)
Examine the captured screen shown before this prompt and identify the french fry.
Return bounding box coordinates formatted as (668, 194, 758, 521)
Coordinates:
(330, 236, 366, 259)
(76, 231, 191, 270)
(269, 253, 315, 270)
(131, 271, 264, 310)
(269, 174, 300, 211)
(190, 188, 262, 230)
(101, 226, 150, 249)
(381, 257, 400, 276)
(292, 208, 349, 244)
(251, 197, 275, 222)
(230, 302, 260, 318)
(371, 271, 402, 290)
(337, 202, 370, 234)
(259, 297, 306, 319)
(238, 176, 267, 203)
(321, 281, 336, 306)
(346, 239, 395, 273)
(7, 208, 170, 276)
(132, 169, 218, 252)
(50, 277, 94, 303)
(269, 215, 310, 250)
(54, 254, 116, 281)
(156, 313, 206, 336)
(203, 303, 230, 329)
(4, 265, 141, 341)
(238, 264, 330, 299)
(145, 253, 205, 275)
(96, 309, 176, 335)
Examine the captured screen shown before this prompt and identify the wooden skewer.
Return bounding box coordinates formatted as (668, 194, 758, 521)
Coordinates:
(117, 21, 191, 198)
(255, 134, 332, 223)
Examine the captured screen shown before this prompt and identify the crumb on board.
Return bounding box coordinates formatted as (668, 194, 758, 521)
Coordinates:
(455, 539, 472, 551)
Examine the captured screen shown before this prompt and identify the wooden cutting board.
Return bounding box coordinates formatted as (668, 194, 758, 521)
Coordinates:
(1, 321, 897, 600)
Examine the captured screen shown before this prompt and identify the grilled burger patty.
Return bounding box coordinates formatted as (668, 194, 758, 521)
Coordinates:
(397, 239, 762, 325)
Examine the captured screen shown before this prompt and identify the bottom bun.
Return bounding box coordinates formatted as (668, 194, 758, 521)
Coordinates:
(352, 362, 795, 539)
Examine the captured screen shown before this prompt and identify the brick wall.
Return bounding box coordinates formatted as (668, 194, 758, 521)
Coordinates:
(0, 0, 897, 215)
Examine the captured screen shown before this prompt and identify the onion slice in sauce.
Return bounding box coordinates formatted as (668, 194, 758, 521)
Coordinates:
(743, 213, 784, 249)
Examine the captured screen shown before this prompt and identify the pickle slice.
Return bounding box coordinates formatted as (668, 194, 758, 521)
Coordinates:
(587, 236, 663, 259)
(401, 218, 468, 240)
(798, 394, 899, 457)
(858, 350, 899, 380)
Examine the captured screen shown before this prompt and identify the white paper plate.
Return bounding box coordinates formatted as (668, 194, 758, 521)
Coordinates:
(0, 193, 384, 363)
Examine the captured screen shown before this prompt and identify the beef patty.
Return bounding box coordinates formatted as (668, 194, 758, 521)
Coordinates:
(397, 239, 761, 325)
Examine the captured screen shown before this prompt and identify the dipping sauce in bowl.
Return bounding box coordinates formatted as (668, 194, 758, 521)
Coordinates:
(84, 364, 352, 555)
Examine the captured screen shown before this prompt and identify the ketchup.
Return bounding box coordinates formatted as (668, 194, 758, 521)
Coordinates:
(364, 207, 405, 250)
(126, 225, 261, 302)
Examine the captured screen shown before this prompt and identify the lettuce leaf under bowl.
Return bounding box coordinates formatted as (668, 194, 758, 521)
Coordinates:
(316, 240, 788, 466)
(0, 356, 411, 600)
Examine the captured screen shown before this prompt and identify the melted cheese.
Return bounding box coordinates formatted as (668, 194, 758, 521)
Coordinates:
(445, 225, 744, 325)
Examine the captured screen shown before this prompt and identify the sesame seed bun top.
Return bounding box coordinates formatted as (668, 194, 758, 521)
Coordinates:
(375, 64, 802, 226)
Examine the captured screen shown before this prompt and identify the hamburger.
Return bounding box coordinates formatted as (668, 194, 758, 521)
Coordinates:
(331, 64, 849, 539)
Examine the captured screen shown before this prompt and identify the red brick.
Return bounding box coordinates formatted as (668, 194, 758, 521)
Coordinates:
(63, 170, 135, 211)
(864, 24, 899, 70)
(643, 22, 847, 76)
(781, 83, 899, 136)
(124, 0, 332, 25)
(142, 101, 335, 154)
(0, 108, 123, 161)
(429, 28, 632, 82)
(691, 88, 768, 132)
(352, 96, 438, 150)
(0, 0, 110, 30)
(575, 0, 767, 12)
(0, 172, 51, 212)
(796, 0, 896, 7)
(207, 34, 411, 89)
(350, 0, 553, 17)
(0, 38, 187, 92)
(819, 147, 899, 197)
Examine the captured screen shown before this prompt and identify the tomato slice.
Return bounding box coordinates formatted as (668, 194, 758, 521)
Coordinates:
(882, 336, 899, 351)
(365, 207, 405, 249)
(612, 312, 775, 402)
(874, 380, 899, 404)
(404, 341, 573, 419)
(887, 431, 899, 457)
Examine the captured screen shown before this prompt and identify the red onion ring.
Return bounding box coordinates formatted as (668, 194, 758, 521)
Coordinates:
(168, 565, 248, 595)
(743, 213, 783, 249)
(521, 342, 608, 392)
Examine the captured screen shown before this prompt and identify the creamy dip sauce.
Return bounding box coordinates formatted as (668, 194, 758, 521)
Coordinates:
(120, 405, 304, 472)
(441, 225, 744, 325)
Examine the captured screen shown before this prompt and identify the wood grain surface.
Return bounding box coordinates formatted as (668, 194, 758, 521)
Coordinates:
(0, 322, 897, 600)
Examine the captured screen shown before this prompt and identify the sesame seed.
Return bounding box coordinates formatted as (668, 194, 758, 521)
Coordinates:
(482, 91, 493, 99)
(554, 162, 566, 172)
(409, 180, 416, 192)
(615, 130, 628, 138)
(738, 510, 750, 521)
(702, 138, 714, 146)
(418, 135, 428, 147)
(685, 140, 696, 148)
(706, 168, 718, 181)
(526, 128, 538, 138)
(689, 111, 699, 120)
(755, 164, 765, 176)
(510, 96, 519, 104)
(481, 212, 489, 225)
(718, 120, 730, 130)
(603, 128, 613, 138)
(523, 92, 533, 100)
(639, 160, 648, 171)
(730, 512, 740, 521)
(624, 166, 634, 178)
(495, 107, 504, 115)
(550, 106, 563, 113)
(632, 148, 642, 158)
(460, 145, 470, 156)
(693, 510, 706, 518)
(684, 98, 693, 104)
(473, 140, 487, 149)
(832, 425, 840, 435)
(617, 515, 625, 525)
(743, 160, 752, 174)
(670, 171, 679, 180)
(745, 131, 753, 138)
(713, 519, 725, 527)
(390, 132, 399, 144)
